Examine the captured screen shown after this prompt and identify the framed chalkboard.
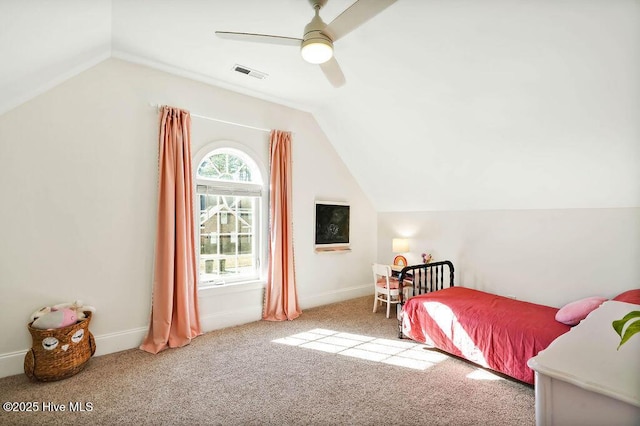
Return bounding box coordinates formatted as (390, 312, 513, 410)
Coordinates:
(314, 201, 350, 249)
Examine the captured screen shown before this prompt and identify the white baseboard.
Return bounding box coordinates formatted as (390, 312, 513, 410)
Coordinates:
(0, 311, 265, 379)
(198, 284, 373, 330)
(0, 326, 148, 379)
(300, 283, 373, 309)
(0, 284, 373, 379)
(93, 326, 148, 357)
(0, 350, 28, 380)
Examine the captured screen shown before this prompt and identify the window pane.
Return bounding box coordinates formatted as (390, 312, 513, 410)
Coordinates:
(197, 152, 253, 183)
(197, 190, 259, 285)
(196, 147, 262, 286)
(238, 235, 252, 254)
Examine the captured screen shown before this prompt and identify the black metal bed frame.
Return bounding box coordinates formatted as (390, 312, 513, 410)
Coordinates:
(397, 260, 455, 338)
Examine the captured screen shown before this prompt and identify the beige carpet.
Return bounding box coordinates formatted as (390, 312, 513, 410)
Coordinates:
(0, 296, 534, 425)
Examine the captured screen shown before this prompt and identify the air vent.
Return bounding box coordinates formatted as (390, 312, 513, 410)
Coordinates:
(232, 64, 268, 80)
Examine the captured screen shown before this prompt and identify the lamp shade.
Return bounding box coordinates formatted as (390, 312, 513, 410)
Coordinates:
(392, 238, 409, 253)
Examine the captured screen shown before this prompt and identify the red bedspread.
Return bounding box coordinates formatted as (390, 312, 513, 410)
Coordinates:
(402, 287, 570, 384)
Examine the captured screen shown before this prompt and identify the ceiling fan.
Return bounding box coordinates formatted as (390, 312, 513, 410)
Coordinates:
(215, 0, 397, 88)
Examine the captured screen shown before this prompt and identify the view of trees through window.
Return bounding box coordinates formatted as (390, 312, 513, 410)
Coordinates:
(196, 149, 261, 285)
(197, 151, 252, 182)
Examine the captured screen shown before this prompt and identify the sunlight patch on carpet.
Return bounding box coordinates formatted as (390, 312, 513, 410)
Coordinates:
(466, 368, 503, 381)
(272, 328, 447, 371)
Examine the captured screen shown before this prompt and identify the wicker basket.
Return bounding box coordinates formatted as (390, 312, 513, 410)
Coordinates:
(24, 311, 96, 382)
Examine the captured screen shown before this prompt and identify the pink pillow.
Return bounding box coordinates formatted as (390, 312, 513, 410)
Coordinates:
(612, 289, 640, 305)
(555, 296, 607, 326)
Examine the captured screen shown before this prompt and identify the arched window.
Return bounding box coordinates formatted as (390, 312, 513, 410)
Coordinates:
(194, 147, 264, 286)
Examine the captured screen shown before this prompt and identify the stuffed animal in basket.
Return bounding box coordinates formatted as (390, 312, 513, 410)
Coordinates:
(24, 305, 96, 382)
(29, 300, 96, 326)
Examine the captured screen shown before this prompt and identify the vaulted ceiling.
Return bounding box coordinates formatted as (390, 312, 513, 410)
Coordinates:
(2, 0, 639, 211)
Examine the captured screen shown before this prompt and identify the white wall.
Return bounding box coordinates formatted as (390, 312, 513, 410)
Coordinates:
(0, 58, 377, 378)
(378, 208, 640, 308)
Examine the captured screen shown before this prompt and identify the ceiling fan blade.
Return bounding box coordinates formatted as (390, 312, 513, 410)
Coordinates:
(215, 31, 301, 47)
(319, 57, 346, 88)
(325, 0, 397, 42)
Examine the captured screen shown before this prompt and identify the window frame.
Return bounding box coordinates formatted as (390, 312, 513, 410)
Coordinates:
(193, 142, 268, 288)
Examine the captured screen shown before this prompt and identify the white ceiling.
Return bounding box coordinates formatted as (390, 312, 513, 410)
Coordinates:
(2, 0, 639, 211)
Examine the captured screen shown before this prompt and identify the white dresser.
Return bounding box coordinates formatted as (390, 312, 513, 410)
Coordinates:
(528, 301, 640, 426)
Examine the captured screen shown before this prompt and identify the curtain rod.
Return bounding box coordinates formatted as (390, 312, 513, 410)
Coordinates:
(149, 103, 271, 133)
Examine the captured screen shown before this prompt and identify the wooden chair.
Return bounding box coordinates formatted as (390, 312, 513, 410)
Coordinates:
(372, 263, 401, 319)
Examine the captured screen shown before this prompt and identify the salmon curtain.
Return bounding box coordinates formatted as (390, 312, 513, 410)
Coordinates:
(263, 130, 301, 321)
(140, 106, 202, 354)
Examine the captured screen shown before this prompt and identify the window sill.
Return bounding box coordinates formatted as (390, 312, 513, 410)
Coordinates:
(198, 280, 265, 297)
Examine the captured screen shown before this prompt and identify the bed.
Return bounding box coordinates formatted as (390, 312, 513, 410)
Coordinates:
(397, 261, 571, 384)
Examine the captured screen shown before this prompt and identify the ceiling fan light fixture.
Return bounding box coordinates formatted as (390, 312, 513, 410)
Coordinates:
(215, 0, 397, 86)
(301, 36, 333, 64)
